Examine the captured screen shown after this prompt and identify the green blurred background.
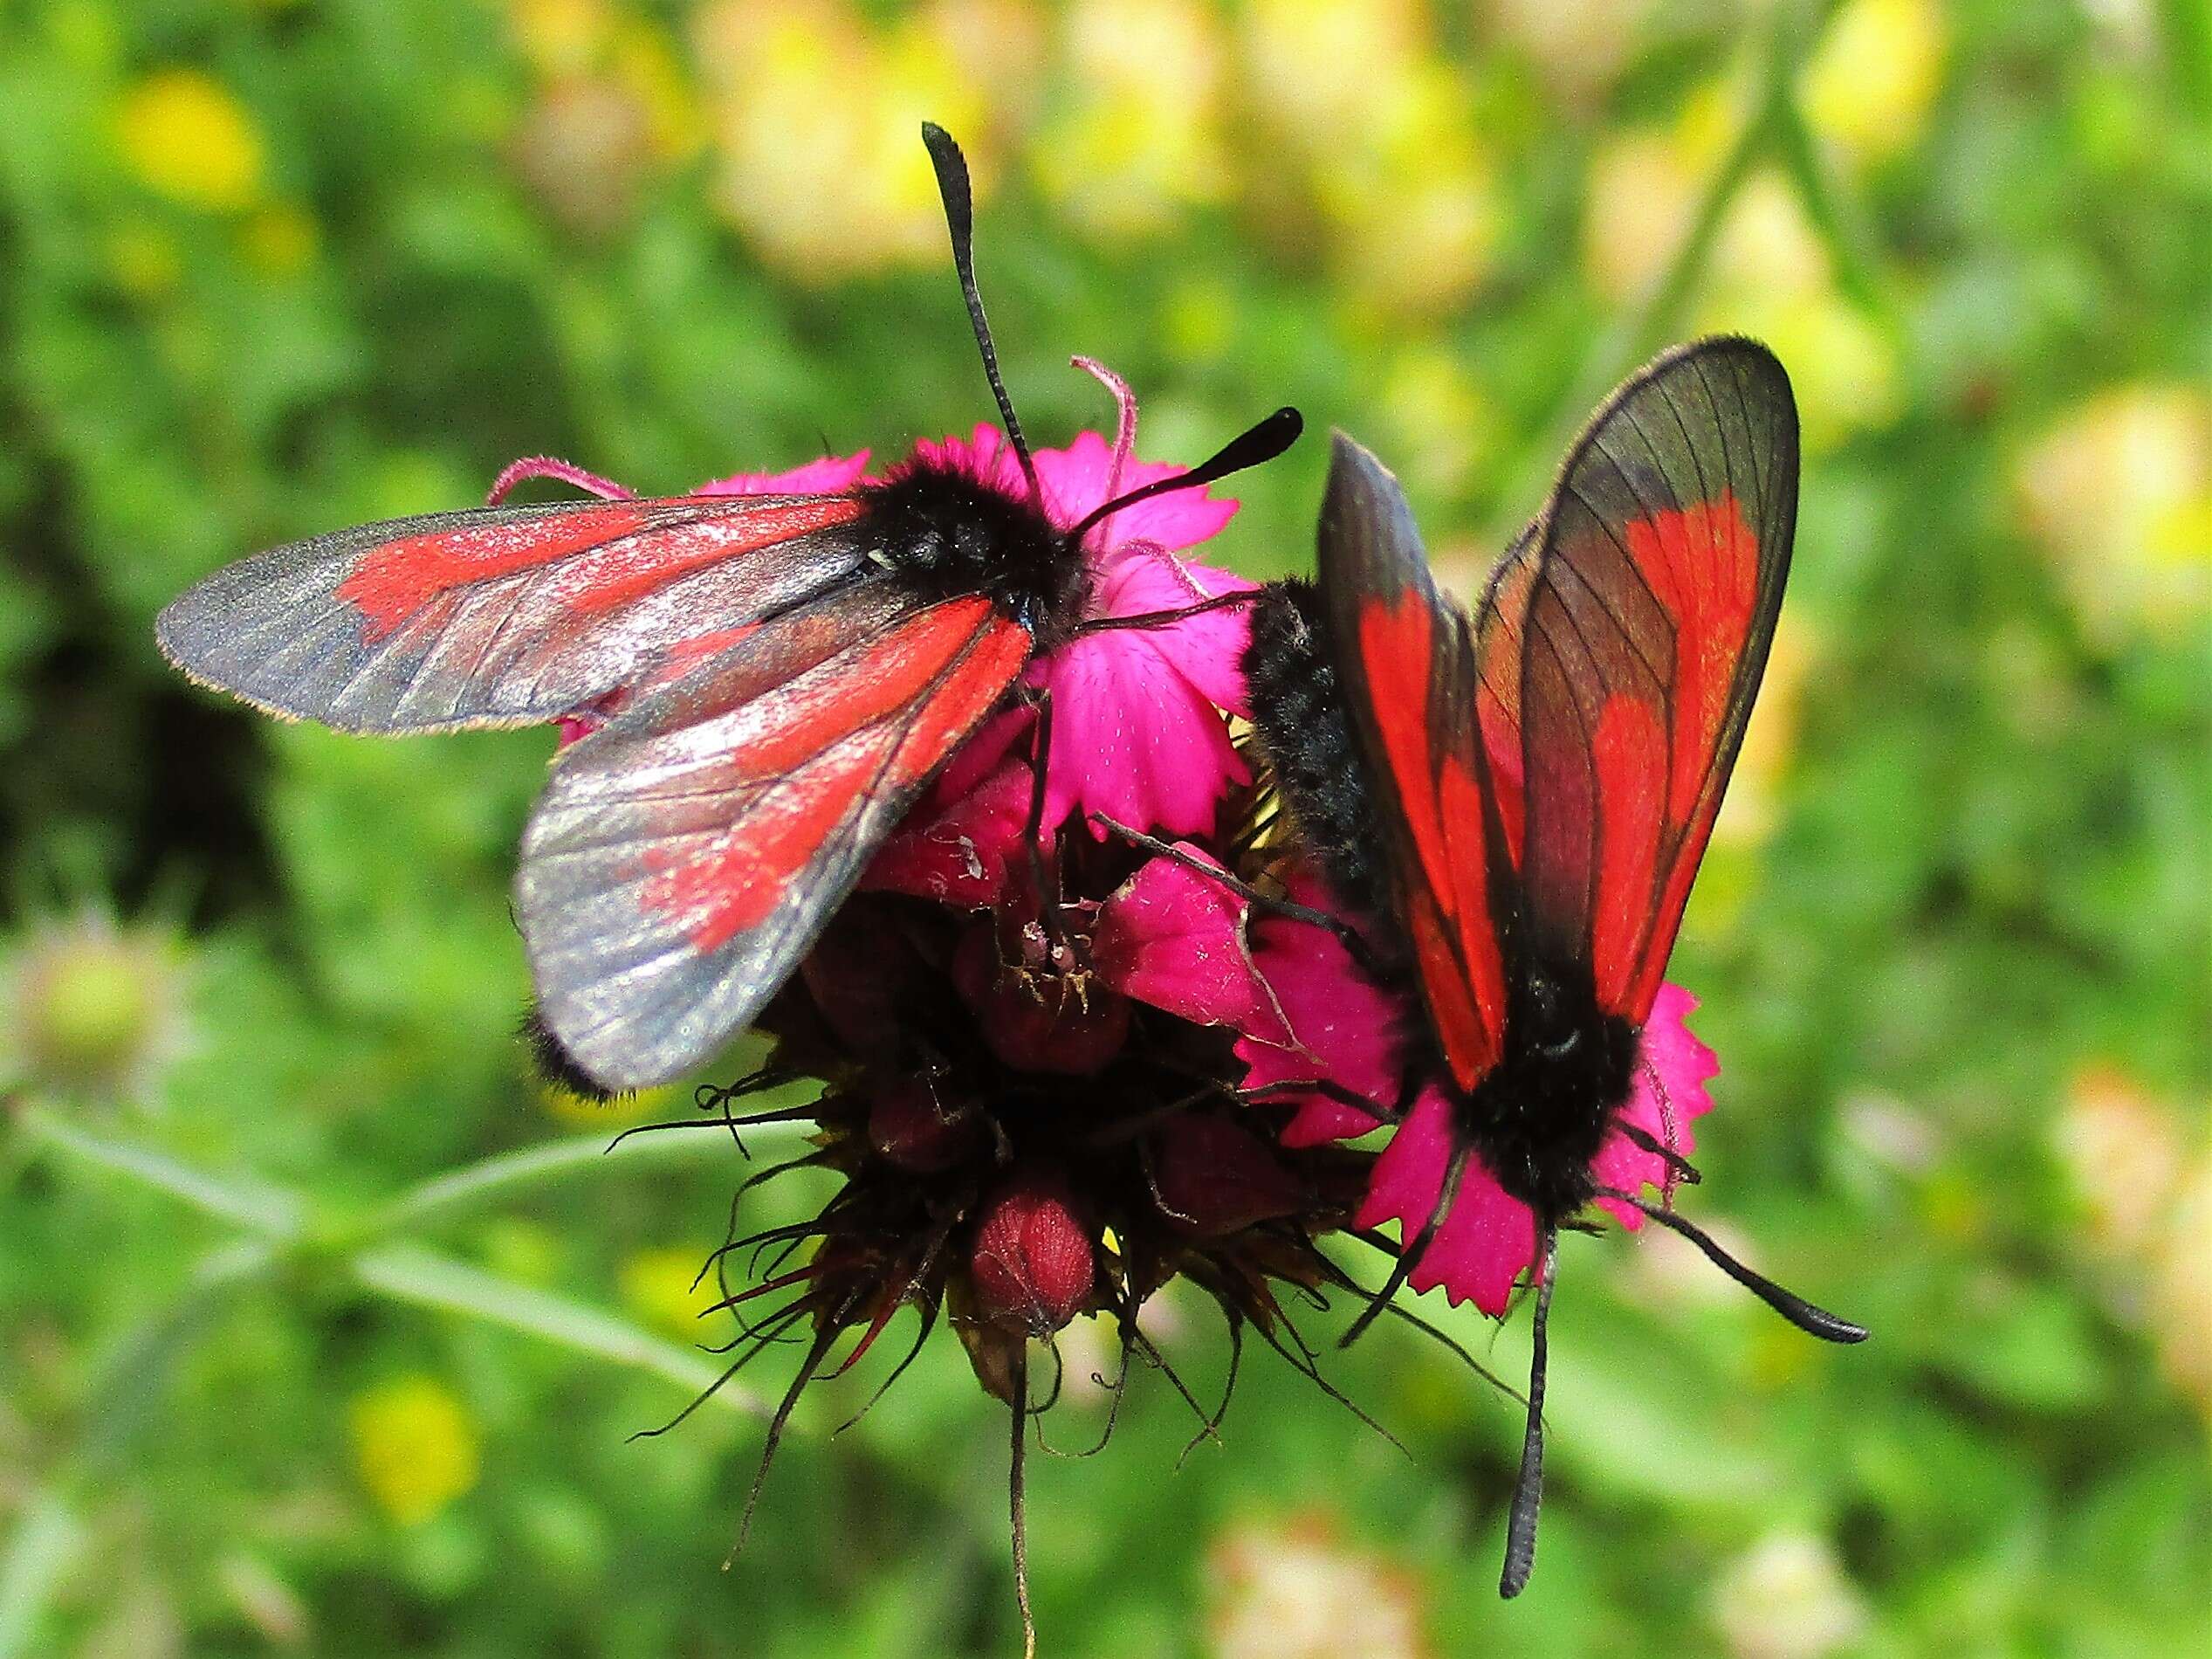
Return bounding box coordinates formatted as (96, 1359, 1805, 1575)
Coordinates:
(3, 0, 2208, 1654)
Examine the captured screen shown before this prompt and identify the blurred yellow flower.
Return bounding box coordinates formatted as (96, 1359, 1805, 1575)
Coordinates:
(348, 1376, 481, 1525)
(1713, 172, 1831, 299)
(2015, 383, 2212, 644)
(508, 0, 610, 78)
(114, 69, 267, 213)
(1710, 1532, 1869, 1659)
(1316, 59, 1502, 319)
(1803, 0, 1948, 168)
(1583, 128, 1696, 304)
(1240, 0, 1425, 147)
(239, 203, 319, 277)
(1033, 0, 1229, 240)
(609, 17, 704, 162)
(1487, 0, 1654, 109)
(1581, 81, 1738, 304)
(2151, 1149, 2212, 1423)
(1211, 1512, 1425, 1659)
(695, 0, 1015, 279)
(620, 1244, 721, 1339)
(2056, 1065, 2188, 1260)
(1239, 2, 1497, 316)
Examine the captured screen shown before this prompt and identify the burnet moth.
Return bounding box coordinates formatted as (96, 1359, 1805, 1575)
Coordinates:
(157, 124, 1300, 1094)
(1242, 338, 1866, 1596)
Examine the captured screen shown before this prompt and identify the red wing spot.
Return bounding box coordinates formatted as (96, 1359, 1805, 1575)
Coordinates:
(645, 732, 896, 949)
(1590, 692, 1666, 1011)
(717, 599, 1001, 782)
(639, 600, 1027, 953)
(636, 623, 764, 694)
(560, 499, 864, 618)
(1410, 896, 1492, 1092)
(334, 498, 864, 642)
(339, 506, 648, 637)
(886, 621, 1030, 787)
(1357, 594, 1452, 905)
(1624, 492, 1757, 825)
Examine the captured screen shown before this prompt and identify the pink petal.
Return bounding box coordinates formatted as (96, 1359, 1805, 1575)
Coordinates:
(862, 754, 1033, 907)
(1355, 1087, 1539, 1315)
(1033, 630, 1247, 838)
(911, 424, 1024, 495)
(693, 451, 874, 496)
(1085, 543, 1260, 713)
(1236, 874, 1398, 1145)
(1593, 981, 1721, 1228)
(1091, 850, 1292, 1041)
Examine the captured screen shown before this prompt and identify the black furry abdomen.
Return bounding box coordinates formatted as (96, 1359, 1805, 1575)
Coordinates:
(856, 458, 1088, 641)
(1243, 580, 1385, 919)
(1460, 960, 1638, 1218)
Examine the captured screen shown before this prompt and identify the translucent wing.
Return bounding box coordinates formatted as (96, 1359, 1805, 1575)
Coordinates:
(517, 589, 1032, 1090)
(1314, 434, 1511, 1092)
(1515, 337, 1798, 1022)
(155, 493, 870, 733)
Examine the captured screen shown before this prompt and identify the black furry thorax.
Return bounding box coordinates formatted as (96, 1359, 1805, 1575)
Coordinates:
(1453, 957, 1638, 1218)
(856, 455, 1090, 643)
(1243, 579, 1386, 919)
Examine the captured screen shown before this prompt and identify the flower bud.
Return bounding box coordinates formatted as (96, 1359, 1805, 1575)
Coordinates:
(8, 912, 185, 1099)
(969, 1173, 1096, 1334)
(866, 1078, 980, 1174)
(951, 921, 1129, 1076)
(1151, 1116, 1303, 1237)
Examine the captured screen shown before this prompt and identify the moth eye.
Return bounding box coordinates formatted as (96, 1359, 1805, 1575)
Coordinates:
(1542, 1028, 1582, 1060)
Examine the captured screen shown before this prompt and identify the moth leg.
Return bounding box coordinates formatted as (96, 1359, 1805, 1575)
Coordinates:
(485, 456, 637, 506)
(1089, 812, 1383, 977)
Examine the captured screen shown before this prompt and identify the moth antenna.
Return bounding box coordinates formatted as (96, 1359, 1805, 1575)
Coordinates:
(1615, 1120, 1701, 1185)
(1066, 406, 1304, 544)
(1500, 1227, 1557, 1599)
(919, 121, 1042, 508)
(1598, 1188, 1869, 1343)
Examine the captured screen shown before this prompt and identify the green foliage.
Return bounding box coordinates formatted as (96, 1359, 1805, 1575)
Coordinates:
(3, 1, 2208, 1654)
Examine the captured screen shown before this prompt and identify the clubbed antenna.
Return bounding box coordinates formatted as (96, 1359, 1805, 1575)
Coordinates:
(1066, 406, 1305, 544)
(1500, 1228, 1557, 1598)
(920, 122, 1042, 507)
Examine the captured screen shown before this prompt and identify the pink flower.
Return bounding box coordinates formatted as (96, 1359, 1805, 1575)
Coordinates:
(889, 364, 1256, 850)
(1352, 985, 1719, 1314)
(1090, 847, 1292, 1041)
(694, 453, 874, 496)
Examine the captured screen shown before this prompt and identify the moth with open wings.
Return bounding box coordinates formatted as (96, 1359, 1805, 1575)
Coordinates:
(1244, 338, 1866, 1597)
(157, 124, 1298, 1095)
